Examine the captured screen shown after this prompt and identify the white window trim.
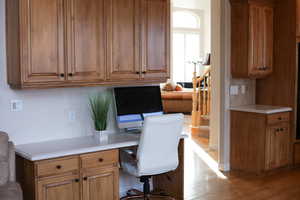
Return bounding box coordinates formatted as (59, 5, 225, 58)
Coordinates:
(172, 8, 205, 82)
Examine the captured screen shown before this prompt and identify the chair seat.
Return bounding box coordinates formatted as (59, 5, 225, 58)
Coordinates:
(0, 182, 23, 200)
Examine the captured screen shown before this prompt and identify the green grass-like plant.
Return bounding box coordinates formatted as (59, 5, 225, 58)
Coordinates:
(89, 91, 111, 131)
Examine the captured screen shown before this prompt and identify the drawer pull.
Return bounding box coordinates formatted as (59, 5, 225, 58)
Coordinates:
(98, 158, 104, 162)
(56, 165, 62, 169)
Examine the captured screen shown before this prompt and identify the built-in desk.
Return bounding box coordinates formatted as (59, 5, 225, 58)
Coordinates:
(16, 133, 187, 200)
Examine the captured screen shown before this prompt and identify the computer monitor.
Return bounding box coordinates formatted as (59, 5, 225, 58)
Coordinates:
(114, 86, 164, 129)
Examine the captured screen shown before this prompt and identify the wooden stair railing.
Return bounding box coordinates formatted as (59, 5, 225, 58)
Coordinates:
(191, 65, 211, 129)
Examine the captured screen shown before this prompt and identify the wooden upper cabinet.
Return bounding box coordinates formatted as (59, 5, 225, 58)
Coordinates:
(20, 0, 65, 84)
(107, 0, 141, 81)
(6, 0, 170, 89)
(66, 0, 106, 82)
(297, 0, 300, 37)
(231, 0, 274, 79)
(141, 0, 170, 80)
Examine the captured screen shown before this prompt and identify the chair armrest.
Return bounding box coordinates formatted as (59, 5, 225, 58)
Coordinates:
(8, 142, 15, 182)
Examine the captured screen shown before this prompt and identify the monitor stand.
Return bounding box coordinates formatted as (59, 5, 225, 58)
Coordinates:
(125, 127, 142, 134)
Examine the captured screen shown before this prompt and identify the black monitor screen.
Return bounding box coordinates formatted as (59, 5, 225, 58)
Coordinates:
(114, 86, 163, 116)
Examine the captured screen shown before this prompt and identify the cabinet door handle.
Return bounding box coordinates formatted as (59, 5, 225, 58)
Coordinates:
(136, 72, 140, 74)
(56, 165, 62, 169)
(74, 179, 79, 183)
(83, 177, 88, 181)
(278, 117, 282, 120)
(68, 73, 73, 77)
(142, 71, 146, 74)
(60, 74, 65, 77)
(98, 158, 104, 162)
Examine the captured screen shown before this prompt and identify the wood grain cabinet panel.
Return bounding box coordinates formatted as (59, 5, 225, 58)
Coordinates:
(107, 0, 141, 81)
(20, 0, 66, 84)
(37, 174, 80, 200)
(231, 0, 273, 79)
(66, 0, 106, 82)
(141, 0, 170, 80)
(297, 0, 300, 37)
(82, 167, 119, 200)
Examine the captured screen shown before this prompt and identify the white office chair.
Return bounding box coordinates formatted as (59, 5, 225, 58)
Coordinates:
(120, 113, 184, 200)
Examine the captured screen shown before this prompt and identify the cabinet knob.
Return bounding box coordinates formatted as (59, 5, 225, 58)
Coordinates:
(278, 117, 282, 120)
(98, 158, 104, 162)
(56, 165, 62, 169)
(136, 72, 140, 74)
(142, 71, 146, 74)
(74, 179, 79, 183)
(60, 74, 65, 77)
(280, 128, 284, 132)
(83, 177, 88, 181)
(68, 73, 73, 77)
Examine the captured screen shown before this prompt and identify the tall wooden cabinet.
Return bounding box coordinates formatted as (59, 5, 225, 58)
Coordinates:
(6, 0, 170, 89)
(231, 0, 274, 79)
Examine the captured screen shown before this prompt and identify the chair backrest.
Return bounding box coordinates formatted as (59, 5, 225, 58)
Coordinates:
(136, 114, 184, 176)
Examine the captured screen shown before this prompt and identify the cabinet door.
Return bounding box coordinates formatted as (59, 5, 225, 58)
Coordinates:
(275, 124, 290, 168)
(141, 0, 170, 80)
(265, 124, 290, 170)
(82, 167, 119, 200)
(297, 0, 300, 37)
(248, 4, 273, 77)
(37, 174, 80, 200)
(20, 0, 65, 83)
(107, 0, 141, 81)
(66, 0, 106, 82)
(261, 6, 273, 75)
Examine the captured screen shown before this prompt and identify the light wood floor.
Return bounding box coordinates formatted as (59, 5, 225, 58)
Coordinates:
(183, 116, 300, 200)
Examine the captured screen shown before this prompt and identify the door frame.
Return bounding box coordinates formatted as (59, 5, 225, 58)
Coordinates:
(210, 0, 231, 171)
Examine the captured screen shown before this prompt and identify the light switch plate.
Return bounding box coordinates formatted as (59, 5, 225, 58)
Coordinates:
(11, 100, 23, 112)
(230, 85, 239, 96)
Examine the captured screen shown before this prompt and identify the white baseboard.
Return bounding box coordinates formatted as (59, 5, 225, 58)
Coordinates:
(218, 163, 230, 172)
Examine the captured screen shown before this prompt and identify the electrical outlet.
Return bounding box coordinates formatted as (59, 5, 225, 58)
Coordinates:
(68, 111, 76, 122)
(11, 100, 23, 112)
(241, 85, 246, 94)
(230, 85, 239, 96)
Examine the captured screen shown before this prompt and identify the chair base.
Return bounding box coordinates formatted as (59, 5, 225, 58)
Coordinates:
(121, 189, 176, 200)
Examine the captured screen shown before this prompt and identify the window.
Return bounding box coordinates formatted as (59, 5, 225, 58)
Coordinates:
(172, 9, 202, 83)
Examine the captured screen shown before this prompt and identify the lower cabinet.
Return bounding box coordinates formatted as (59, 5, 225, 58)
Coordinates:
(231, 111, 291, 173)
(82, 167, 119, 200)
(265, 123, 290, 170)
(17, 149, 119, 200)
(37, 174, 80, 200)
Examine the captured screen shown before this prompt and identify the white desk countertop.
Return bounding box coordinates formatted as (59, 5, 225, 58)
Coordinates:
(230, 105, 292, 114)
(16, 132, 188, 161)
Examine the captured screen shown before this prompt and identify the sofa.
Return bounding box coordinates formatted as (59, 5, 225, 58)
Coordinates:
(0, 132, 23, 200)
(161, 90, 193, 113)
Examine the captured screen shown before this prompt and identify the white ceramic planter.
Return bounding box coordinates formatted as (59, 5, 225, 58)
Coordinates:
(94, 130, 113, 142)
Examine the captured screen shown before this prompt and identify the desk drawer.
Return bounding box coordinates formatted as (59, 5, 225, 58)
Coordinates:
(267, 112, 290, 124)
(36, 157, 79, 177)
(80, 149, 119, 169)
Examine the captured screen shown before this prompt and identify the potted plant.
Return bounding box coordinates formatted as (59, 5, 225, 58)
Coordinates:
(89, 91, 112, 141)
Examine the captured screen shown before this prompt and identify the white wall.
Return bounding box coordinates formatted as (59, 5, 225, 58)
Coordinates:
(0, 0, 141, 195)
